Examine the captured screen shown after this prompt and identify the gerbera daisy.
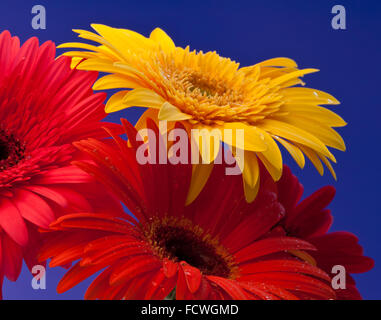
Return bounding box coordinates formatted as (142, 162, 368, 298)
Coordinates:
(0, 30, 121, 299)
(40, 119, 339, 300)
(272, 166, 374, 299)
(58, 24, 346, 202)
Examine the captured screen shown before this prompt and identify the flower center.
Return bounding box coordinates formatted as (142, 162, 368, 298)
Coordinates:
(187, 72, 227, 97)
(147, 217, 237, 278)
(158, 53, 281, 124)
(0, 128, 25, 170)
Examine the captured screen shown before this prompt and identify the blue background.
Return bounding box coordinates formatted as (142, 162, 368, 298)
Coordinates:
(0, 0, 380, 299)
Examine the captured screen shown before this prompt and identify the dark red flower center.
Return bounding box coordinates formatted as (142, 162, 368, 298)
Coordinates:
(0, 128, 25, 170)
(148, 219, 237, 278)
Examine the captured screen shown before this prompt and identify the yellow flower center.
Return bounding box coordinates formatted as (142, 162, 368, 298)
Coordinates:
(146, 48, 284, 125)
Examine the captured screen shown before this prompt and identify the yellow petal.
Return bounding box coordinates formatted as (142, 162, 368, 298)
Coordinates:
(270, 69, 319, 87)
(258, 67, 298, 80)
(275, 115, 345, 151)
(77, 59, 141, 80)
(118, 27, 155, 49)
(239, 64, 260, 78)
(318, 154, 337, 180)
(60, 41, 116, 64)
(191, 126, 222, 164)
(256, 57, 298, 68)
(243, 178, 260, 203)
(105, 90, 130, 113)
(72, 29, 112, 47)
(230, 148, 259, 202)
(158, 102, 193, 121)
(257, 152, 283, 182)
(185, 163, 214, 205)
(258, 119, 335, 161)
(74, 28, 126, 61)
(257, 129, 283, 178)
(113, 62, 146, 78)
(69, 57, 84, 69)
(123, 88, 165, 109)
(241, 151, 259, 188)
(221, 122, 267, 152)
(297, 144, 324, 175)
(273, 136, 305, 169)
(280, 104, 346, 127)
(91, 24, 153, 56)
(150, 28, 175, 52)
(281, 88, 340, 105)
(61, 51, 98, 60)
(106, 88, 163, 113)
(93, 74, 140, 90)
(58, 42, 103, 53)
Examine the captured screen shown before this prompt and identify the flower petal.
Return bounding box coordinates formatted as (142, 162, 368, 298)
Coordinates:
(150, 28, 175, 52)
(158, 102, 193, 121)
(0, 198, 28, 247)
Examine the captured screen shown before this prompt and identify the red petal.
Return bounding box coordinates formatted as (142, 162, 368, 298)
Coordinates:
(180, 262, 202, 294)
(223, 192, 284, 252)
(1, 233, 23, 281)
(309, 232, 374, 273)
(50, 213, 133, 234)
(81, 241, 152, 267)
(163, 258, 178, 278)
(109, 256, 160, 286)
(144, 269, 176, 300)
(33, 166, 92, 184)
(240, 281, 298, 300)
(14, 189, 54, 228)
(57, 262, 106, 293)
(24, 185, 69, 207)
(243, 272, 335, 299)
(85, 267, 113, 300)
(176, 264, 194, 300)
(276, 165, 303, 213)
(235, 237, 316, 264)
(192, 277, 213, 300)
(289, 186, 335, 226)
(0, 198, 28, 246)
(207, 276, 248, 300)
(239, 259, 331, 282)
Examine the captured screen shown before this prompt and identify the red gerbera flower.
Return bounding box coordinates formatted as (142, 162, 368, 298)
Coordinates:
(273, 166, 374, 299)
(0, 30, 121, 299)
(40, 119, 338, 300)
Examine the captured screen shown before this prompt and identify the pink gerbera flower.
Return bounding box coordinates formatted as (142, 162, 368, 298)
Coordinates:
(0, 30, 121, 298)
(273, 166, 374, 299)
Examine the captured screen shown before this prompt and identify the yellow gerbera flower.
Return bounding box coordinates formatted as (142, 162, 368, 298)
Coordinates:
(59, 24, 346, 203)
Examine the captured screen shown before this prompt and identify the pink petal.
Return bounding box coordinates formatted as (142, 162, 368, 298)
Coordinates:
(0, 198, 28, 246)
(14, 189, 55, 228)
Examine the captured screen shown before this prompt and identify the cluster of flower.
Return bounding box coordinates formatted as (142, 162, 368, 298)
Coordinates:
(0, 26, 373, 300)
